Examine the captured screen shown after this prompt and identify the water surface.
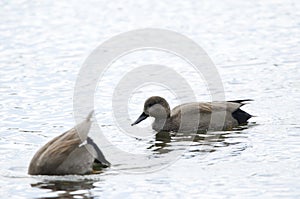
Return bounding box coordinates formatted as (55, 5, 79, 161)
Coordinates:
(0, 0, 299, 198)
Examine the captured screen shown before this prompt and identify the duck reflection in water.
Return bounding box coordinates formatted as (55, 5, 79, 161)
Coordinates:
(31, 179, 95, 198)
(147, 126, 252, 155)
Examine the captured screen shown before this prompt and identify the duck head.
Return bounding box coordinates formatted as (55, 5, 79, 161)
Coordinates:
(131, 96, 171, 126)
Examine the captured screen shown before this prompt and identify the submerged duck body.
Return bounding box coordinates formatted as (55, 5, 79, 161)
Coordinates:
(28, 111, 110, 175)
(132, 96, 252, 132)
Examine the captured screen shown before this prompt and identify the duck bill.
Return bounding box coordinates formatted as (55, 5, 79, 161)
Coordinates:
(131, 112, 149, 126)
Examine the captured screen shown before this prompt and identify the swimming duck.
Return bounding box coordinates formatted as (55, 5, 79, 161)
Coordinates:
(28, 111, 110, 175)
(131, 96, 252, 132)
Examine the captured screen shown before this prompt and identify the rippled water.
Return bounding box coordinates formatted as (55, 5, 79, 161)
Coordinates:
(1, 0, 300, 198)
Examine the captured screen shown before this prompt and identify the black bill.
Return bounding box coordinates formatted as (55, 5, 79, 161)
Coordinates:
(131, 112, 149, 126)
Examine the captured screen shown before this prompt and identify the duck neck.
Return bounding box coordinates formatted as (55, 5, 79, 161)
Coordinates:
(153, 116, 171, 132)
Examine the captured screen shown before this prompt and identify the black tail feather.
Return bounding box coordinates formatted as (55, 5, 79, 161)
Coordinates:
(232, 109, 252, 124)
(228, 99, 253, 104)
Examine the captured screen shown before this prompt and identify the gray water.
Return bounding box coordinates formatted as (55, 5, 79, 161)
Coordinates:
(1, 0, 300, 198)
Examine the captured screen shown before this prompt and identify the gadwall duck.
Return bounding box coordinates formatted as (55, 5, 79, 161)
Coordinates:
(28, 111, 110, 175)
(132, 96, 252, 132)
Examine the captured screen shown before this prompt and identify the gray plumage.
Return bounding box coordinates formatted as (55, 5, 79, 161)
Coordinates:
(28, 111, 110, 175)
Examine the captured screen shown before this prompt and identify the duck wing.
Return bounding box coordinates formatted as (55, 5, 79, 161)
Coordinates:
(28, 111, 93, 175)
(171, 102, 213, 117)
(28, 127, 84, 175)
(172, 100, 252, 115)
